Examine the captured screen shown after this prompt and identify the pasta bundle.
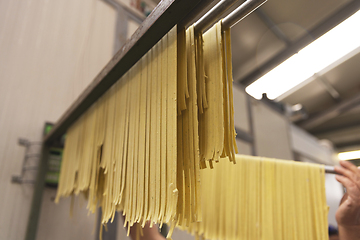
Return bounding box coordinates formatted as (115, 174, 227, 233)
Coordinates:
(199, 21, 238, 168)
(56, 26, 178, 232)
(175, 21, 238, 227)
(176, 26, 202, 228)
(183, 155, 329, 240)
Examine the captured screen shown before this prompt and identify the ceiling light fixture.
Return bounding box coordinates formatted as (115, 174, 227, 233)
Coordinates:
(338, 150, 360, 161)
(245, 9, 360, 100)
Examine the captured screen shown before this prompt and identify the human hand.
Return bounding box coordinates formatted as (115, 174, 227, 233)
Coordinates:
(334, 160, 360, 239)
(128, 222, 166, 240)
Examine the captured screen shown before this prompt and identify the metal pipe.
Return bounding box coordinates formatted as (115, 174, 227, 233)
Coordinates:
(325, 165, 336, 174)
(194, 0, 240, 34)
(24, 144, 50, 240)
(194, 0, 267, 33)
(222, 0, 267, 29)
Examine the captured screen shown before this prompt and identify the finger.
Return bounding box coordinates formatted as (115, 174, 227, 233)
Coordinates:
(334, 165, 357, 182)
(335, 174, 357, 190)
(339, 160, 358, 173)
(341, 161, 360, 183)
(335, 163, 360, 188)
(335, 165, 353, 178)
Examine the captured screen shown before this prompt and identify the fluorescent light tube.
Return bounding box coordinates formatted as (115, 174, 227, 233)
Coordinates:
(246, 9, 360, 100)
(338, 150, 360, 161)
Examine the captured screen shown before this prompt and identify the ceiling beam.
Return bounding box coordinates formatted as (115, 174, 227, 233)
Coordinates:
(299, 92, 360, 130)
(311, 120, 360, 135)
(316, 75, 341, 102)
(238, 0, 360, 86)
(255, 8, 291, 45)
(335, 140, 360, 149)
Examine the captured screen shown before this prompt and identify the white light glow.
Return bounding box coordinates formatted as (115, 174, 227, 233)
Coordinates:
(338, 150, 360, 161)
(246, 10, 360, 100)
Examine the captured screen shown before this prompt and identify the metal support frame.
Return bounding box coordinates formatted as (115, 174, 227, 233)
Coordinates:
(316, 74, 341, 102)
(222, 0, 266, 29)
(96, 209, 118, 240)
(246, 94, 257, 156)
(12, 139, 42, 184)
(24, 144, 50, 240)
(194, 0, 242, 33)
(238, 0, 360, 86)
(325, 165, 336, 174)
(192, 0, 267, 33)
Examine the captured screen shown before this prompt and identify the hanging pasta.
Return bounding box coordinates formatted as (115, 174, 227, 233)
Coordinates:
(182, 154, 329, 240)
(56, 26, 178, 235)
(176, 25, 202, 228)
(198, 20, 238, 168)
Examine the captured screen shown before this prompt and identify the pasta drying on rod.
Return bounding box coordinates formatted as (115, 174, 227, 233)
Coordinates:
(55, 19, 329, 240)
(183, 155, 329, 240)
(198, 20, 238, 168)
(56, 26, 179, 236)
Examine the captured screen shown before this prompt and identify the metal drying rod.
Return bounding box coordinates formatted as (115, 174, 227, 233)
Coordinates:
(222, 0, 267, 29)
(325, 165, 336, 174)
(194, 0, 268, 34)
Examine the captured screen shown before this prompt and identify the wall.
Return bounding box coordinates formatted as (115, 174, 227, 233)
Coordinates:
(290, 124, 335, 165)
(233, 85, 254, 155)
(251, 99, 294, 159)
(0, 0, 117, 239)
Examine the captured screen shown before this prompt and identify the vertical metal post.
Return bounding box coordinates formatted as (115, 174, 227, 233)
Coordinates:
(24, 143, 50, 240)
(96, 209, 118, 240)
(246, 95, 257, 156)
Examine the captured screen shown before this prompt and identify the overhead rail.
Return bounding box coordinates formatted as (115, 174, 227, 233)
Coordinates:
(194, 0, 267, 33)
(222, 0, 267, 28)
